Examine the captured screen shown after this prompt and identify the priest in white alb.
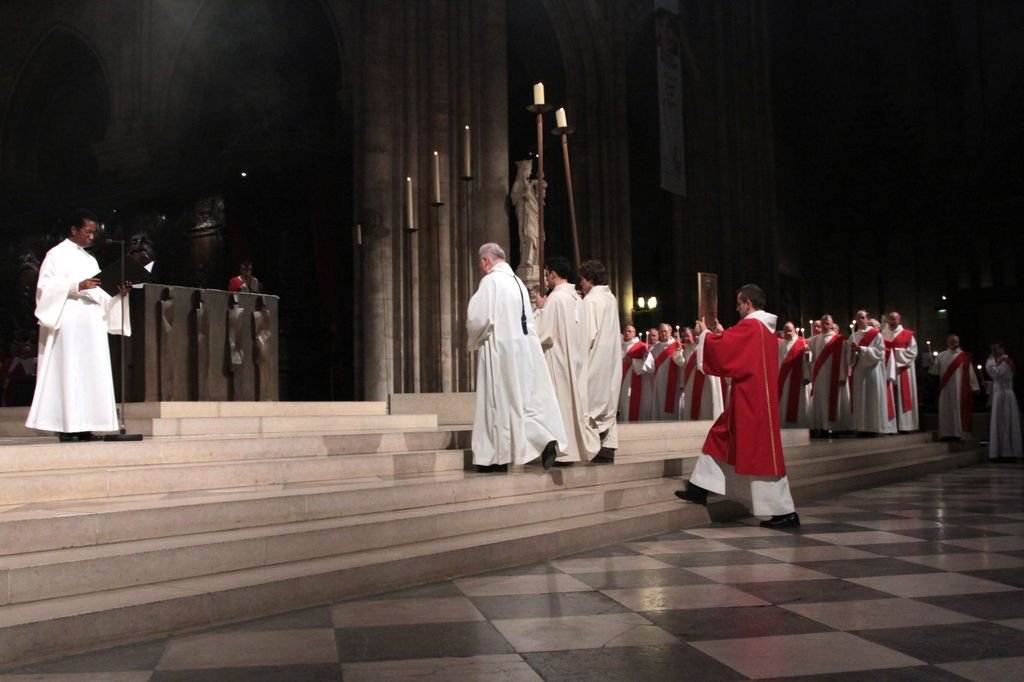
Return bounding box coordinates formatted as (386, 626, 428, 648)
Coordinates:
(848, 309, 888, 436)
(535, 257, 601, 463)
(579, 260, 621, 463)
(648, 323, 682, 420)
(26, 209, 131, 442)
(619, 324, 653, 422)
(985, 342, 1022, 460)
(930, 334, 980, 441)
(676, 326, 724, 421)
(777, 321, 811, 428)
(882, 311, 920, 432)
(467, 243, 566, 471)
(807, 314, 851, 436)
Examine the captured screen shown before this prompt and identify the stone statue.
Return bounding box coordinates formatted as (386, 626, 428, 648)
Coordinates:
(511, 158, 541, 280)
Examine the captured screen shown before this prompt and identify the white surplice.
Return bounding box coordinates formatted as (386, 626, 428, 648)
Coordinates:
(677, 342, 724, 422)
(467, 262, 567, 466)
(26, 239, 131, 434)
(807, 331, 852, 432)
(582, 285, 621, 449)
(930, 348, 980, 439)
(985, 356, 1022, 459)
(777, 336, 811, 429)
(535, 282, 600, 461)
(849, 328, 888, 434)
(882, 325, 920, 431)
(648, 339, 682, 420)
(618, 338, 653, 422)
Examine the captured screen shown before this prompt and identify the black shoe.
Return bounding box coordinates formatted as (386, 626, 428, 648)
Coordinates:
(553, 461, 573, 468)
(592, 447, 615, 464)
(58, 432, 78, 443)
(76, 431, 97, 442)
(541, 441, 558, 470)
(674, 482, 708, 506)
(760, 512, 800, 529)
(476, 463, 509, 473)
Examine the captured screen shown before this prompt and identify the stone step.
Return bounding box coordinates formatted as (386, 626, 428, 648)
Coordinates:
(0, 460, 677, 555)
(0, 478, 680, 604)
(791, 449, 982, 502)
(0, 401, 389, 421)
(0, 449, 467, 505)
(0, 430, 459, 474)
(2, 412, 436, 438)
(0, 498, 705, 667)
(786, 442, 957, 479)
(788, 432, 935, 459)
(617, 428, 809, 458)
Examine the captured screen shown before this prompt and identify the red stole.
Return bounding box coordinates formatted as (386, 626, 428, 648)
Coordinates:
(812, 333, 846, 421)
(940, 351, 973, 432)
(683, 348, 707, 419)
(621, 341, 649, 421)
(778, 337, 806, 423)
(885, 328, 916, 413)
(653, 340, 680, 414)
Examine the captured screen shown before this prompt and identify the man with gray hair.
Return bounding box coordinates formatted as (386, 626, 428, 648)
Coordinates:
(467, 243, 566, 471)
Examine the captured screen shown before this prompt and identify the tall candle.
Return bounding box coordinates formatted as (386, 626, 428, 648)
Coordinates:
(431, 151, 441, 204)
(555, 107, 567, 129)
(462, 125, 471, 178)
(533, 82, 545, 105)
(405, 176, 415, 231)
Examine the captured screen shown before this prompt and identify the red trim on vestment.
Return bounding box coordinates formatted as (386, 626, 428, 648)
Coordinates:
(812, 333, 846, 422)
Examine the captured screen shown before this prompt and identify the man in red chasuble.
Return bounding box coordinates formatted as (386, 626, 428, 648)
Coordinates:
(675, 284, 800, 528)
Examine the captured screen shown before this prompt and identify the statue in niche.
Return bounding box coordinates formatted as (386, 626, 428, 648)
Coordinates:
(187, 195, 226, 289)
(511, 158, 541, 281)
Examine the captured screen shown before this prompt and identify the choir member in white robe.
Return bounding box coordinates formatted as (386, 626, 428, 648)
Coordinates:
(26, 211, 131, 440)
(882, 311, 920, 432)
(579, 260, 622, 460)
(848, 310, 888, 435)
(619, 325, 654, 422)
(535, 257, 601, 462)
(874, 319, 898, 435)
(807, 314, 852, 435)
(930, 335, 981, 440)
(777, 321, 811, 428)
(467, 243, 567, 470)
(648, 323, 683, 420)
(985, 343, 1022, 460)
(676, 327, 724, 421)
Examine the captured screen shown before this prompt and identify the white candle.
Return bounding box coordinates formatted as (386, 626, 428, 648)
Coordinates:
(555, 107, 567, 128)
(431, 151, 441, 204)
(462, 125, 471, 178)
(405, 176, 415, 231)
(533, 82, 545, 105)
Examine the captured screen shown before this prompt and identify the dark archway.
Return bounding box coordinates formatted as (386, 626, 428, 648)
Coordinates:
(506, 0, 569, 271)
(161, 0, 352, 400)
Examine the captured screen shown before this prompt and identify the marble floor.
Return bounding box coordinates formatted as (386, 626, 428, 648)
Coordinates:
(3, 463, 1024, 681)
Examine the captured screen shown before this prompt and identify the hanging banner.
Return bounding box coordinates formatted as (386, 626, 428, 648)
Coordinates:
(656, 0, 686, 196)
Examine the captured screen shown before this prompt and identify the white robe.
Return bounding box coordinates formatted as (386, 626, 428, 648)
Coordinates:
(881, 344, 898, 434)
(618, 338, 653, 422)
(582, 285, 621, 449)
(467, 262, 567, 465)
(677, 342, 724, 421)
(882, 325, 920, 431)
(985, 356, 1022, 459)
(849, 328, 888, 433)
(648, 339, 682, 420)
(26, 239, 131, 434)
(930, 348, 980, 439)
(777, 336, 811, 428)
(807, 331, 852, 432)
(535, 282, 600, 461)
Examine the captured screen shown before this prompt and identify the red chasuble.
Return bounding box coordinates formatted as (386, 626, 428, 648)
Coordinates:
(653, 340, 681, 414)
(700, 316, 786, 477)
(683, 349, 708, 419)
